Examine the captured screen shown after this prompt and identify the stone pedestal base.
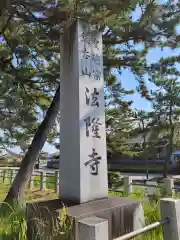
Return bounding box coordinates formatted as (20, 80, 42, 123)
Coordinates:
(27, 196, 144, 240)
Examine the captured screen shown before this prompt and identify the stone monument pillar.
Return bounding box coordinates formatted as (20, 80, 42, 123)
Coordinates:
(26, 19, 144, 240)
(60, 19, 108, 203)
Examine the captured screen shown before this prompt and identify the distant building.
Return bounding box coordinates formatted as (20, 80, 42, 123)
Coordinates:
(126, 131, 169, 159)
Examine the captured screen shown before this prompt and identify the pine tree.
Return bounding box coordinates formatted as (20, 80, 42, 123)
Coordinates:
(131, 110, 152, 148)
(104, 73, 134, 157)
(106, 108, 133, 159)
(1, 0, 179, 147)
(1, 0, 180, 201)
(151, 76, 180, 177)
(4, 86, 60, 202)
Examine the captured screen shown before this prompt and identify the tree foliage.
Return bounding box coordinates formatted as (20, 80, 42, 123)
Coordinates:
(150, 75, 180, 176)
(0, 0, 180, 200)
(0, 0, 179, 150)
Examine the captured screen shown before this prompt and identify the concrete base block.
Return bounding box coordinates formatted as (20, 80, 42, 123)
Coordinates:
(124, 176, 133, 194)
(164, 178, 174, 196)
(78, 216, 108, 240)
(27, 196, 144, 240)
(160, 198, 180, 240)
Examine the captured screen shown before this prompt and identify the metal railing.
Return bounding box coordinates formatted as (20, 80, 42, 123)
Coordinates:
(114, 218, 169, 240)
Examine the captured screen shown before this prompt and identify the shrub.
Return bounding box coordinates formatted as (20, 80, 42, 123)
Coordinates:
(108, 171, 121, 188)
(0, 202, 27, 239)
(0, 202, 74, 240)
(108, 171, 120, 182)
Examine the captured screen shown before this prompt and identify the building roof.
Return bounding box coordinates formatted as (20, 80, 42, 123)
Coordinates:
(127, 132, 152, 144)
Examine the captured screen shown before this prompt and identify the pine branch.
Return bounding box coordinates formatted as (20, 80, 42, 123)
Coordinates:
(2, 33, 19, 64)
(0, 14, 13, 35)
(8, 62, 39, 107)
(103, 56, 137, 67)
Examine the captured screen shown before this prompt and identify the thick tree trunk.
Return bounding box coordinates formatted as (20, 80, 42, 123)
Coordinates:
(4, 86, 60, 203)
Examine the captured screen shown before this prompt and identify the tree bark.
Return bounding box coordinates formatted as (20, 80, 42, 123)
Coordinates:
(163, 105, 174, 178)
(163, 126, 174, 178)
(4, 86, 60, 203)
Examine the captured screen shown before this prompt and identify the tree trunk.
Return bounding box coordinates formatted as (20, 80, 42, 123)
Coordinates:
(4, 86, 60, 203)
(163, 126, 174, 178)
(163, 104, 174, 178)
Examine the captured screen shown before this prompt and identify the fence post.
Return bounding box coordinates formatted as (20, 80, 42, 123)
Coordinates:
(124, 176, 132, 195)
(9, 169, 13, 184)
(160, 198, 180, 240)
(12, 170, 16, 182)
(164, 178, 174, 196)
(3, 170, 7, 183)
(29, 173, 35, 189)
(78, 216, 108, 240)
(2, 170, 5, 183)
(55, 171, 59, 194)
(0, 169, 3, 182)
(40, 172, 46, 190)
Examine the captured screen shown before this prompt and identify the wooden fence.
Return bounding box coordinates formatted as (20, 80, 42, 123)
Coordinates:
(0, 168, 60, 194)
(109, 175, 179, 197)
(0, 167, 179, 197)
(116, 176, 177, 196)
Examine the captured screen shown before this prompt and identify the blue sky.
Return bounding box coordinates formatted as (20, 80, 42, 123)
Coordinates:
(120, 46, 180, 111)
(119, 0, 180, 111)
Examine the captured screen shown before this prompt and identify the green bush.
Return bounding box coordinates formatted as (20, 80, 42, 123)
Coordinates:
(0, 202, 27, 239)
(108, 171, 121, 182)
(108, 171, 121, 188)
(142, 200, 162, 240)
(0, 202, 73, 240)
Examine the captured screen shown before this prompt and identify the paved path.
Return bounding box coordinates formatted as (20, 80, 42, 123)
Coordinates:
(120, 172, 180, 180)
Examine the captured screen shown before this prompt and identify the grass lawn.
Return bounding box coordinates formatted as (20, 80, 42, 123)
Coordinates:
(0, 182, 165, 240)
(0, 172, 177, 240)
(0, 183, 60, 239)
(0, 183, 58, 202)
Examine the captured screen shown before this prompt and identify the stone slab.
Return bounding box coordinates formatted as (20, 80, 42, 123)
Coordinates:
(78, 216, 108, 240)
(60, 18, 108, 204)
(26, 196, 144, 240)
(160, 198, 180, 240)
